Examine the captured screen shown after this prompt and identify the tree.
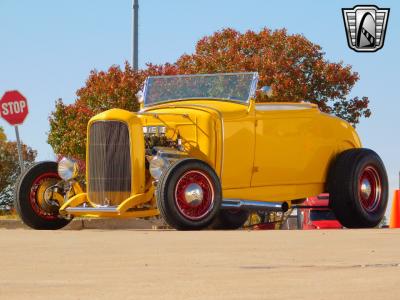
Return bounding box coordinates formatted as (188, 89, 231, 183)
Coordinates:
(0, 127, 6, 141)
(48, 28, 370, 160)
(176, 28, 370, 123)
(0, 129, 37, 210)
(48, 62, 178, 160)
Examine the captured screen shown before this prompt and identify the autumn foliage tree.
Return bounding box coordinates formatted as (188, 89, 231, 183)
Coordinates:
(48, 28, 370, 160)
(48, 63, 178, 160)
(176, 28, 370, 121)
(0, 126, 37, 210)
(0, 127, 5, 141)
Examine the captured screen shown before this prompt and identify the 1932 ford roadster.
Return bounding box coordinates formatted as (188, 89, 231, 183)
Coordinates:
(15, 73, 388, 230)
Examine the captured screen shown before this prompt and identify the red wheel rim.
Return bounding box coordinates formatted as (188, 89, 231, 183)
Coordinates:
(29, 172, 60, 220)
(174, 170, 215, 220)
(358, 166, 382, 213)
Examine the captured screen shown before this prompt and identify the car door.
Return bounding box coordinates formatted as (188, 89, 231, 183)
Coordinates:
(251, 106, 332, 187)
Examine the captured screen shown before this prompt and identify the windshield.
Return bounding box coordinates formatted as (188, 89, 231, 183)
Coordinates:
(143, 72, 258, 106)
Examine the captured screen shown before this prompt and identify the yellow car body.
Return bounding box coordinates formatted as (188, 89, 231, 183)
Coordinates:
(59, 98, 361, 219)
(17, 72, 387, 230)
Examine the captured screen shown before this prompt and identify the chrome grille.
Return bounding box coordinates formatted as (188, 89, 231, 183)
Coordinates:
(88, 121, 131, 206)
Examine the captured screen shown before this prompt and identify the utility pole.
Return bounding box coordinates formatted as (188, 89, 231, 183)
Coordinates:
(132, 0, 139, 70)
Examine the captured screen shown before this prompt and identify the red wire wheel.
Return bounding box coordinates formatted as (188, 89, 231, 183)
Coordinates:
(29, 172, 60, 220)
(174, 170, 215, 220)
(328, 148, 388, 228)
(358, 166, 382, 213)
(15, 161, 71, 230)
(156, 158, 222, 230)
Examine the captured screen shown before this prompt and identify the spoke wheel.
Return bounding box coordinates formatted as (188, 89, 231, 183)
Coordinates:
(174, 170, 215, 220)
(15, 161, 71, 230)
(156, 158, 222, 230)
(328, 148, 388, 228)
(29, 172, 61, 220)
(358, 166, 382, 213)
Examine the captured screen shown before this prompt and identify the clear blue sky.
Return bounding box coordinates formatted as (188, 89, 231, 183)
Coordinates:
(1, 0, 399, 213)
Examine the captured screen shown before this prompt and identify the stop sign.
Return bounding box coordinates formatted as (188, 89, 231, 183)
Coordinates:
(0, 90, 29, 126)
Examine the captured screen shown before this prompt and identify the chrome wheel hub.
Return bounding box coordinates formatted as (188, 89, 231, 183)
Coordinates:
(175, 170, 215, 221)
(359, 166, 382, 213)
(184, 183, 204, 206)
(360, 178, 372, 199)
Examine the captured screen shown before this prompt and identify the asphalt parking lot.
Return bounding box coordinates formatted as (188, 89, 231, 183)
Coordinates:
(0, 228, 399, 300)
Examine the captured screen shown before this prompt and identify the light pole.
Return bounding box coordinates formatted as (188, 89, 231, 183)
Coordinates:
(132, 0, 139, 70)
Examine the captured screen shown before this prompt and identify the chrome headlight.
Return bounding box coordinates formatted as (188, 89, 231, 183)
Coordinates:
(58, 157, 79, 181)
(149, 155, 168, 180)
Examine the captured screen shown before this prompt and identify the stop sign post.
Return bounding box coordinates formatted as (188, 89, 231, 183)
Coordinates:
(0, 90, 29, 171)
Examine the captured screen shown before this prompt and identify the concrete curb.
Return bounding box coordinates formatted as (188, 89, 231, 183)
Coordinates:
(0, 218, 166, 230)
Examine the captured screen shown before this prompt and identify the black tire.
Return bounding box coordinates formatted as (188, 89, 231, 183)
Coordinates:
(327, 148, 388, 228)
(156, 158, 222, 230)
(14, 161, 71, 230)
(211, 210, 249, 230)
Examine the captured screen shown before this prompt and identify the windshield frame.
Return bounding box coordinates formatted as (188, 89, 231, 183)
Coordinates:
(142, 72, 259, 107)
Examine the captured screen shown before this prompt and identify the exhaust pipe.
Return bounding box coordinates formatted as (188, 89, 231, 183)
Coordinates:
(221, 199, 289, 212)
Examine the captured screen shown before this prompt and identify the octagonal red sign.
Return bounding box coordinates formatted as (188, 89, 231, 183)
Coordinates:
(0, 90, 29, 126)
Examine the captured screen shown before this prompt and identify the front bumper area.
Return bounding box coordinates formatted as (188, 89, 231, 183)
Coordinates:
(59, 186, 159, 219)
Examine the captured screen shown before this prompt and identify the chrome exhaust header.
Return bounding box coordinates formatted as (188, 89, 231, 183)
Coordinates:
(221, 199, 288, 212)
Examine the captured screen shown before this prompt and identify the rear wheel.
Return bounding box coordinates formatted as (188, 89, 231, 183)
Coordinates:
(14, 161, 71, 230)
(211, 210, 249, 230)
(156, 158, 222, 230)
(327, 148, 388, 228)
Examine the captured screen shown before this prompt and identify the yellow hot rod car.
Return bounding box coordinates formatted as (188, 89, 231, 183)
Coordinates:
(15, 72, 388, 230)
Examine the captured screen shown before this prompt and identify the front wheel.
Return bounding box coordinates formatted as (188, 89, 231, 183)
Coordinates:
(156, 158, 222, 230)
(327, 148, 388, 228)
(14, 161, 71, 230)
